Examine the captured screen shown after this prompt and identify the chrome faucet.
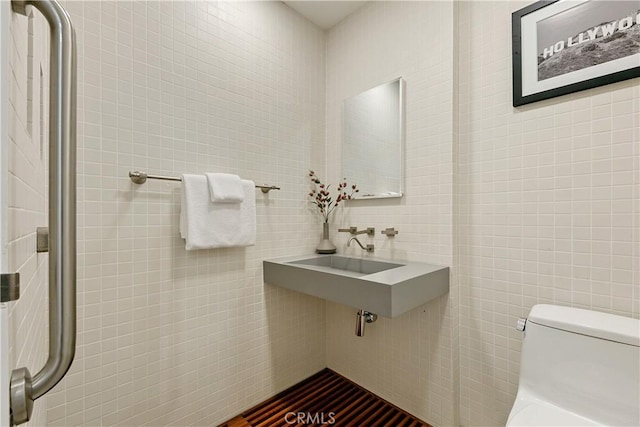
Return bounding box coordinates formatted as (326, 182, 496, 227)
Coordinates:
(347, 237, 374, 253)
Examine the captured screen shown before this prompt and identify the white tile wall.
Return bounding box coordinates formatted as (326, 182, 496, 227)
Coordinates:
(6, 1, 638, 426)
(325, 2, 457, 426)
(457, 1, 640, 426)
(36, 1, 327, 425)
(7, 8, 50, 427)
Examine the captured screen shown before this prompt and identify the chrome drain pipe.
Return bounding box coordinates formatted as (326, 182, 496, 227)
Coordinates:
(355, 310, 378, 336)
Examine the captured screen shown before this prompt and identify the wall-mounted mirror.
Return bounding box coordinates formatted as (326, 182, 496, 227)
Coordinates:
(342, 77, 405, 199)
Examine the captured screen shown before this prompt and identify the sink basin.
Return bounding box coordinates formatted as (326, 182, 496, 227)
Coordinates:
(263, 254, 449, 318)
(288, 255, 403, 276)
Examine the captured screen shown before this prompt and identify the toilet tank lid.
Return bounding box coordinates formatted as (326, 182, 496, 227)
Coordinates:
(528, 304, 640, 347)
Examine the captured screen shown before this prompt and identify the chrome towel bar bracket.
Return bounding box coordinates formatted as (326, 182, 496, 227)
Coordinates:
(128, 170, 281, 193)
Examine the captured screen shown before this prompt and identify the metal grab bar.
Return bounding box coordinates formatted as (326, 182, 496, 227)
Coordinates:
(10, 0, 76, 424)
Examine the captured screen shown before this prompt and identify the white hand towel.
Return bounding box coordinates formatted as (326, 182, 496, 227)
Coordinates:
(205, 173, 245, 203)
(180, 174, 256, 250)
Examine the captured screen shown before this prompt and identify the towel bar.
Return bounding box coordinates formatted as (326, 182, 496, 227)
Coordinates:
(128, 171, 280, 193)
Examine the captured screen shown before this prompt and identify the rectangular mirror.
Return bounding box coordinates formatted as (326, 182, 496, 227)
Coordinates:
(342, 77, 405, 199)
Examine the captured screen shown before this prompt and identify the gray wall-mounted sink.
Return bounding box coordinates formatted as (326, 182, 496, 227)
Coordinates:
(263, 254, 449, 318)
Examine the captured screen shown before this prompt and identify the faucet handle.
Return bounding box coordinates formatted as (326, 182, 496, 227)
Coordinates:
(338, 226, 357, 234)
(381, 227, 398, 237)
(352, 227, 374, 236)
(362, 227, 375, 236)
(338, 227, 374, 236)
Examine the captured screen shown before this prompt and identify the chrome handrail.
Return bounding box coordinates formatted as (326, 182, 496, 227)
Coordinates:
(9, 0, 76, 424)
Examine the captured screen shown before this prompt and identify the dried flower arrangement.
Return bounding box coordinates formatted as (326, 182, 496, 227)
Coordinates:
(308, 170, 358, 223)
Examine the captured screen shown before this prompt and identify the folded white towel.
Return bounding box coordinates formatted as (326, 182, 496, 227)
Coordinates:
(180, 174, 256, 250)
(205, 173, 245, 203)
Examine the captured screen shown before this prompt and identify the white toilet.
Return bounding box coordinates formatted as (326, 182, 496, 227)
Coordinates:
(507, 304, 640, 427)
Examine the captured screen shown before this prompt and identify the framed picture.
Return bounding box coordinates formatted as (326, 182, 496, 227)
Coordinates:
(512, 0, 640, 106)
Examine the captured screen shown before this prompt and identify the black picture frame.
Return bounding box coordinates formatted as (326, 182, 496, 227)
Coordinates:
(512, 0, 640, 107)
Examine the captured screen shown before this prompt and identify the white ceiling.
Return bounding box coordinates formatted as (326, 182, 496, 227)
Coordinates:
(283, 1, 368, 30)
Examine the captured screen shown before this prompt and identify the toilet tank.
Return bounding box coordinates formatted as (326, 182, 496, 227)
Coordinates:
(518, 304, 640, 426)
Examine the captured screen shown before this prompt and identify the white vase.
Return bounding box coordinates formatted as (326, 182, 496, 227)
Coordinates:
(316, 221, 336, 254)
